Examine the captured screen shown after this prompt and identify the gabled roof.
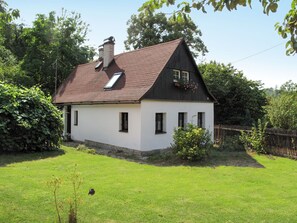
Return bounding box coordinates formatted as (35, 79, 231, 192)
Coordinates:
(53, 39, 182, 104)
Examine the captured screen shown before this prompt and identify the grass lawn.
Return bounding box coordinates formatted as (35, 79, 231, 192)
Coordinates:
(1, 145, 297, 223)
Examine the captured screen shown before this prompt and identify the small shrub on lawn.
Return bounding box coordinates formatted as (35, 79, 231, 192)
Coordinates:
(76, 144, 96, 155)
(219, 135, 245, 151)
(0, 82, 63, 152)
(172, 124, 213, 161)
(240, 119, 267, 154)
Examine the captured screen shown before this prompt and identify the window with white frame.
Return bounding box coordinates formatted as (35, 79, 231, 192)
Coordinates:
(181, 71, 189, 83)
(178, 112, 187, 129)
(197, 112, 205, 128)
(74, 110, 78, 126)
(119, 112, 128, 132)
(155, 113, 166, 134)
(173, 69, 180, 81)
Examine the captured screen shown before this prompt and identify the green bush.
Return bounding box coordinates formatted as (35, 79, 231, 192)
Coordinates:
(0, 82, 63, 152)
(172, 124, 213, 161)
(240, 119, 267, 154)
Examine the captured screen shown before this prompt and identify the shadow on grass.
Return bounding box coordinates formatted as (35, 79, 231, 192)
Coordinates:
(142, 150, 265, 168)
(0, 149, 65, 167)
(62, 142, 264, 168)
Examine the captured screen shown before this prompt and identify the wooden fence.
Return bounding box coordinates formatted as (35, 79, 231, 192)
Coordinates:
(214, 125, 297, 159)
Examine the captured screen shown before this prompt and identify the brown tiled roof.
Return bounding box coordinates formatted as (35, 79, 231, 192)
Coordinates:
(53, 38, 182, 104)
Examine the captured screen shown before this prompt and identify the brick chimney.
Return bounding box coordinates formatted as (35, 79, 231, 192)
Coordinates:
(102, 36, 115, 68)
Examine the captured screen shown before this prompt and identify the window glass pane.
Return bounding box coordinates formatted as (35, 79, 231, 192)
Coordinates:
(155, 113, 163, 132)
(181, 71, 189, 82)
(197, 112, 205, 128)
(178, 112, 184, 128)
(120, 112, 128, 132)
(173, 70, 180, 80)
(104, 72, 123, 89)
(74, 110, 78, 126)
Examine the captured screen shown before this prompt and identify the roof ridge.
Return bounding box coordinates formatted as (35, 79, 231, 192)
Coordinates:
(115, 38, 183, 58)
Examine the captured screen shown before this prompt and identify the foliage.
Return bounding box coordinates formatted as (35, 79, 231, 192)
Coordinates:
(240, 119, 268, 153)
(139, 0, 297, 55)
(0, 82, 63, 152)
(0, 1, 27, 85)
(266, 91, 297, 130)
(0, 1, 96, 94)
(199, 61, 267, 126)
(218, 135, 245, 151)
(0, 39, 28, 85)
(172, 123, 212, 161)
(125, 12, 208, 58)
(20, 10, 96, 94)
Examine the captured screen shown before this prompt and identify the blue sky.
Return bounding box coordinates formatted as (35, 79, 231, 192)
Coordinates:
(6, 0, 296, 88)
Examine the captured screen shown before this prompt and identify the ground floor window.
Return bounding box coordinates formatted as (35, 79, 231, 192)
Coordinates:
(197, 112, 205, 128)
(74, 110, 78, 126)
(120, 112, 128, 132)
(155, 113, 166, 134)
(178, 112, 187, 129)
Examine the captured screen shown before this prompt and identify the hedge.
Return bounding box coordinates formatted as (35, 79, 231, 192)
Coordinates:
(0, 82, 63, 152)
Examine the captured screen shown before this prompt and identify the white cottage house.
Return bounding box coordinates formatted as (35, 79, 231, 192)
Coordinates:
(53, 37, 215, 152)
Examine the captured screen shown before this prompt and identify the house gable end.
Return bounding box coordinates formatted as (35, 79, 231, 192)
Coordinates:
(142, 40, 215, 102)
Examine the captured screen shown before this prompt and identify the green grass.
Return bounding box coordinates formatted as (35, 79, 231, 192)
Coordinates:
(1, 146, 297, 223)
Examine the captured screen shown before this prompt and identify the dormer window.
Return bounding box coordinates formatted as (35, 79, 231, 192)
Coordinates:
(95, 61, 102, 70)
(104, 72, 123, 90)
(181, 71, 189, 83)
(173, 70, 180, 81)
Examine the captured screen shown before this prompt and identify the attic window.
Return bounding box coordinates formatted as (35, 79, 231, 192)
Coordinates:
(104, 72, 123, 89)
(95, 61, 102, 69)
(173, 70, 180, 81)
(181, 71, 189, 83)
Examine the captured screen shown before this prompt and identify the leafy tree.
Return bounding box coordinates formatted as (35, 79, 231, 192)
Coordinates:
(125, 12, 208, 57)
(139, 0, 297, 55)
(199, 61, 267, 126)
(0, 1, 26, 60)
(0, 39, 28, 85)
(0, 82, 63, 152)
(266, 81, 297, 130)
(21, 10, 96, 94)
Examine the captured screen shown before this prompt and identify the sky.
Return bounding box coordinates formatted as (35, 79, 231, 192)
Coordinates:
(6, 0, 297, 88)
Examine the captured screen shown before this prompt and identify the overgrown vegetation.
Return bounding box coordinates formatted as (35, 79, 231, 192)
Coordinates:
(0, 82, 63, 152)
(47, 165, 82, 223)
(172, 124, 213, 161)
(240, 119, 268, 154)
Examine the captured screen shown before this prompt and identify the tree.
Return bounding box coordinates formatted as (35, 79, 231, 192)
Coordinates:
(0, 1, 27, 85)
(266, 81, 297, 130)
(125, 12, 208, 57)
(139, 0, 297, 55)
(21, 10, 96, 94)
(199, 61, 267, 126)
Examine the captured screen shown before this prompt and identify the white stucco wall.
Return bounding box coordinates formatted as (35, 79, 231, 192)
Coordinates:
(70, 104, 141, 150)
(67, 100, 214, 151)
(140, 100, 214, 151)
